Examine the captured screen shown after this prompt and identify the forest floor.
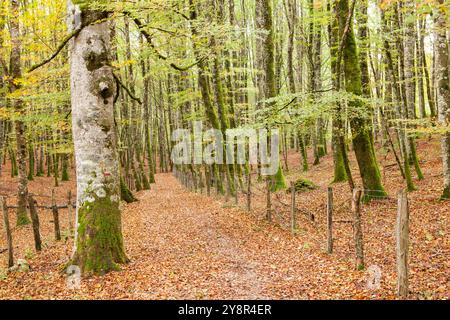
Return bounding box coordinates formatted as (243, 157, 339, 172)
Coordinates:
(0, 136, 448, 299)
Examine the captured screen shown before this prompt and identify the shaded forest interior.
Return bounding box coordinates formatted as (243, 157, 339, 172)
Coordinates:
(0, 0, 449, 300)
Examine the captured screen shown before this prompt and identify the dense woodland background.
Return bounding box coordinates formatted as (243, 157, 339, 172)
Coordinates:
(0, 0, 448, 299)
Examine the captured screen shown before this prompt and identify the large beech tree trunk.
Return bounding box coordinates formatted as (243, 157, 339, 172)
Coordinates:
(68, 1, 127, 275)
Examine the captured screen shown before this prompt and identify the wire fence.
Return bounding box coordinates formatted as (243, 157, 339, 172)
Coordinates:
(0, 190, 75, 268)
(173, 166, 449, 250)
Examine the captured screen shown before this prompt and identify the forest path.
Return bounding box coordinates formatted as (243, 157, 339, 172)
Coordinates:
(119, 173, 376, 299)
(1, 171, 368, 299)
(121, 173, 272, 299)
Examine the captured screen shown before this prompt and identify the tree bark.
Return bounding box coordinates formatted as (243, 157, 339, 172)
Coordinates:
(434, 0, 450, 199)
(68, 1, 128, 275)
(9, 0, 30, 225)
(403, 1, 424, 181)
(337, 0, 386, 200)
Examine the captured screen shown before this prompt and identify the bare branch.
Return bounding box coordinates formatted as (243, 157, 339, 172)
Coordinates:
(27, 27, 82, 73)
(125, 11, 201, 72)
(113, 73, 142, 104)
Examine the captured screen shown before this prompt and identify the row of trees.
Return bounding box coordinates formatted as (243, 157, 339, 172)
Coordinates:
(0, 0, 448, 274)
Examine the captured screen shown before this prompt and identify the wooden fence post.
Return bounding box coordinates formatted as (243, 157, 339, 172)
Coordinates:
(52, 189, 61, 241)
(246, 168, 251, 211)
(27, 195, 42, 251)
(290, 182, 296, 235)
(352, 188, 364, 270)
(266, 177, 272, 222)
(1, 197, 14, 268)
(327, 186, 333, 254)
(396, 189, 409, 298)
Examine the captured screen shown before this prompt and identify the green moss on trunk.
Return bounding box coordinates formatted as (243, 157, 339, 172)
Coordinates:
(270, 164, 286, 192)
(141, 172, 150, 190)
(120, 177, 137, 203)
(441, 186, 450, 200)
(27, 145, 34, 181)
(333, 143, 348, 183)
(10, 149, 18, 177)
(352, 127, 386, 200)
(298, 135, 309, 172)
(338, 0, 386, 200)
(72, 189, 128, 275)
(408, 138, 424, 180)
(61, 155, 69, 181)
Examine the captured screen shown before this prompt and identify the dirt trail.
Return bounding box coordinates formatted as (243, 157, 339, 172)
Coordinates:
(117, 173, 376, 299)
(120, 173, 270, 299)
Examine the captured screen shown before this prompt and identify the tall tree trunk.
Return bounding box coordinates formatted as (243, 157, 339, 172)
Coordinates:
(416, 19, 426, 118)
(381, 9, 416, 191)
(257, 0, 286, 190)
(403, 1, 424, 180)
(189, 0, 224, 194)
(337, 0, 386, 199)
(329, 0, 350, 184)
(68, 1, 128, 275)
(0, 5, 6, 178)
(286, 0, 308, 172)
(434, 0, 450, 199)
(140, 48, 155, 184)
(10, 0, 30, 225)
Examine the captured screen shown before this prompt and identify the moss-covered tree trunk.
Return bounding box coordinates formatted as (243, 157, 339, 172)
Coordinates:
(213, 51, 235, 196)
(62, 154, 70, 181)
(403, 0, 424, 181)
(140, 47, 155, 184)
(0, 10, 5, 178)
(189, 0, 225, 194)
(68, 1, 128, 275)
(433, 0, 450, 199)
(308, 0, 323, 166)
(0, 120, 3, 177)
(10, 0, 30, 225)
(286, 0, 308, 172)
(416, 18, 426, 119)
(337, 0, 386, 200)
(329, 0, 349, 184)
(27, 144, 34, 181)
(258, 0, 286, 191)
(381, 9, 415, 192)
